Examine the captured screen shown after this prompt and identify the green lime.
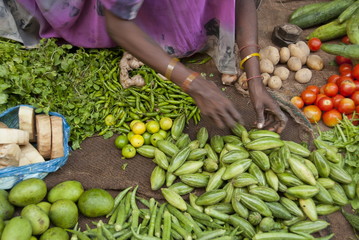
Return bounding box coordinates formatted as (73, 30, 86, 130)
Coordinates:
(104, 114, 116, 126)
(127, 131, 135, 141)
(114, 134, 128, 149)
(158, 129, 168, 139)
(142, 132, 152, 145)
(150, 133, 164, 147)
(122, 144, 136, 159)
(146, 120, 160, 134)
(160, 117, 173, 130)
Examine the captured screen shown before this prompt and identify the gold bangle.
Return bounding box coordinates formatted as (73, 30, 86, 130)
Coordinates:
(182, 72, 200, 92)
(165, 58, 179, 80)
(239, 53, 261, 69)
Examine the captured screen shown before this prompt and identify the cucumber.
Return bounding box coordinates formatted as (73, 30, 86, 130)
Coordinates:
(289, 2, 329, 22)
(338, 1, 359, 23)
(289, 0, 355, 29)
(306, 19, 348, 42)
(321, 43, 359, 59)
(347, 7, 359, 44)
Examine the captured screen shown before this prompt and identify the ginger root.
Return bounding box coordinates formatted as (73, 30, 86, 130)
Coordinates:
(119, 52, 146, 88)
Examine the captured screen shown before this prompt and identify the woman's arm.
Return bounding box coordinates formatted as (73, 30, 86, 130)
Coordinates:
(236, 0, 288, 133)
(104, 9, 243, 128)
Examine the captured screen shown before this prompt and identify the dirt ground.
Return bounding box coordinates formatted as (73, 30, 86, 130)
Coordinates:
(43, 0, 358, 239)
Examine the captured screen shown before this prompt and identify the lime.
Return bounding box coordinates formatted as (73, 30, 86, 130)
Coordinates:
(127, 131, 135, 141)
(146, 120, 160, 134)
(114, 134, 129, 149)
(160, 117, 173, 130)
(158, 129, 168, 139)
(122, 144, 136, 159)
(142, 132, 152, 145)
(130, 135, 145, 148)
(132, 121, 146, 135)
(150, 133, 164, 147)
(104, 114, 116, 126)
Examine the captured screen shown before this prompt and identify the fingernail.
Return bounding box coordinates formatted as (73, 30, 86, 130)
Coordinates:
(257, 123, 263, 129)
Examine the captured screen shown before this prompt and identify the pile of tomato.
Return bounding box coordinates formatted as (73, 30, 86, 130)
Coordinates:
(291, 62, 359, 127)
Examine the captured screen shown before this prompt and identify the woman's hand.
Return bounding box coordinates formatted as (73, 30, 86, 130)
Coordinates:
(187, 77, 243, 129)
(249, 83, 288, 133)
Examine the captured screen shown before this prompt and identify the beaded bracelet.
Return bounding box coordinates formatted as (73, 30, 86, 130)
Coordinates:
(239, 53, 261, 69)
(182, 72, 200, 92)
(165, 58, 179, 80)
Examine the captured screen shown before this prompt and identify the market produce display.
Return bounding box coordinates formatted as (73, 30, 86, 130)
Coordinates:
(2, 0, 359, 239)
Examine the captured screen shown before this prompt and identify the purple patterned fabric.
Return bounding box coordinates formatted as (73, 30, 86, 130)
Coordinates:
(16, 0, 238, 74)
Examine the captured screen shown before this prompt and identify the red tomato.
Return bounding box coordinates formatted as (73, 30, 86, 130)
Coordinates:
(322, 109, 342, 127)
(315, 93, 327, 105)
(323, 82, 339, 97)
(341, 36, 351, 45)
(339, 80, 356, 97)
(339, 63, 352, 74)
(351, 91, 359, 105)
(308, 38, 322, 52)
(356, 105, 359, 113)
(316, 96, 334, 112)
(336, 76, 353, 87)
(354, 80, 359, 91)
(303, 105, 322, 123)
(336, 55, 352, 65)
(327, 74, 340, 84)
(291, 96, 304, 109)
(337, 98, 355, 114)
(305, 85, 320, 95)
(301, 89, 317, 105)
(332, 94, 345, 109)
(341, 69, 353, 78)
(346, 113, 359, 126)
(352, 64, 359, 80)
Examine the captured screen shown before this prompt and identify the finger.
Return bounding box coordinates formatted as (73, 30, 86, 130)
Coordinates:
(274, 113, 288, 134)
(210, 113, 225, 129)
(255, 107, 265, 129)
(226, 106, 243, 128)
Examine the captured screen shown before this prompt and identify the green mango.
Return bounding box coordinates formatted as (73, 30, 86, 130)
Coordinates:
(47, 180, 84, 203)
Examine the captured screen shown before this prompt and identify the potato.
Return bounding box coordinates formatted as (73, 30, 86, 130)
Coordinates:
(259, 46, 280, 65)
(274, 66, 290, 81)
(295, 68, 312, 84)
(306, 54, 324, 71)
(296, 41, 310, 57)
(260, 59, 274, 74)
(287, 57, 302, 72)
(288, 44, 307, 64)
(279, 47, 290, 64)
(261, 73, 271, 86)
(267, 76, 282, 90)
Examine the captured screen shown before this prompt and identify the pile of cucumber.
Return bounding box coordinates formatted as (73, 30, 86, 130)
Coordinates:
(289, 0, 359, 61)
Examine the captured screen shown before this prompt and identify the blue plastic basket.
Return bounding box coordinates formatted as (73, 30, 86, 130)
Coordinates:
(0, 105, 71, 189)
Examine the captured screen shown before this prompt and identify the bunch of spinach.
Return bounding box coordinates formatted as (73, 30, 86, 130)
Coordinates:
(0, 38, 199, 149)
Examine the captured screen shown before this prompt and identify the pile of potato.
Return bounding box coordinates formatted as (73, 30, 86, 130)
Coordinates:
(236, 41, 324, 90)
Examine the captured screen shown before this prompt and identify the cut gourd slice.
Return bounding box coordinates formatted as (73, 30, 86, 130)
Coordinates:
(19, 143, 45, 166)
(0, 128, 29, 145)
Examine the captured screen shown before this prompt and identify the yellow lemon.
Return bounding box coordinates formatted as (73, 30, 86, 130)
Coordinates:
(130, 134, 145, 148)
(104, 114, 116, 126)
(160, 117, 173, 130)
(130, 120, 141, 129)
(132, 122, 146, 135)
